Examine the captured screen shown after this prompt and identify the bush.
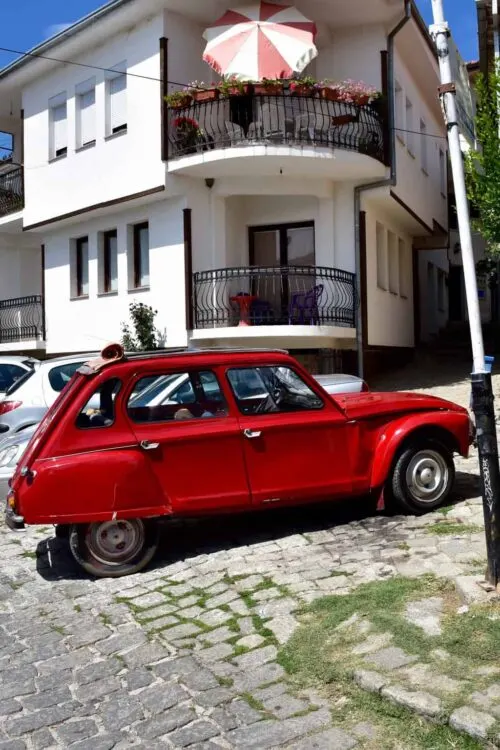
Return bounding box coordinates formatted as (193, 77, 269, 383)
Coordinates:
(121, 302, 160, 351)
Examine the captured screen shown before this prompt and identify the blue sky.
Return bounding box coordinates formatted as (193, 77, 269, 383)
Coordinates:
(0, 0, 478, 71)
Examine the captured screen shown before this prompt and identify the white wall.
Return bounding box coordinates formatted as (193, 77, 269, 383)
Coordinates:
(419, 249, 449, 341)
(365, 203, 414, 348)
(164, 11, 214, 90)
(316, 25, 386, 90)
(43, 196, 187, 353)
(393, 49, 448, 233)
(0, 243, 41, 301)
(22, 13, 165, 227)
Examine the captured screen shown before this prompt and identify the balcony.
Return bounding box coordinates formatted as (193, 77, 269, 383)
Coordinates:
(166, 89, 387, 180)
(191, 265, 356, 345)
(0, 295, 45, 348)
(0, 167, 24, 219)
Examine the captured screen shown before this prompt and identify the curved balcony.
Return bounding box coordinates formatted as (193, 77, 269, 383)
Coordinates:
(191, 265, 356, 345)
(167, 91, 387, 180)
(0, 295, 45, 347)
(0, 166, 23, 219)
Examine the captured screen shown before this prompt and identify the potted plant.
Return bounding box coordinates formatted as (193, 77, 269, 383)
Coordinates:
(289, 76, 316, 96)
(166, 90, 193, 110)
(171, 116, 202, 154)
(341, 80, 379, 106)
(253, 77, 285, 96)
(188, 81, 219, 103)
(317, 80, 342, 102)
(219, 76, 253, 97)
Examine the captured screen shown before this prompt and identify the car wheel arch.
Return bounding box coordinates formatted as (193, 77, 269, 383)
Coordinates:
(371, 421, 460, 491)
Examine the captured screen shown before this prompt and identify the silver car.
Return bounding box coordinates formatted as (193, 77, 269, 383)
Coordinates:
(0, 424, 36, 501)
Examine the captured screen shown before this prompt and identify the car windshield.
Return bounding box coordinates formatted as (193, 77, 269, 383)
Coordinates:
(5, 368, 35, 396)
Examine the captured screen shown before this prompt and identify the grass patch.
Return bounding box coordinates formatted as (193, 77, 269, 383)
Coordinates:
(426, 523, 483, 536)
(50, 624, 65, 636)
(217, 676, 234, 688)
(21, 550, 37, 559)
(99, 612, 112, 626)
(239, 692, 266, 713)
(74, 604, 82, 613)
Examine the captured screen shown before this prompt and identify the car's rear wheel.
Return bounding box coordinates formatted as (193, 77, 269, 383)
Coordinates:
(69, 519, 159, 578)
(389, 441, 455, 514)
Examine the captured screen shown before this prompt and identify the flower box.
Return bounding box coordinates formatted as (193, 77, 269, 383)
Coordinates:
(253, 83, 283, 96)
(290, 84, 315, 96)
(192, 88, 219, 103)
(228, 84, 252, 96)
(354, 94, 370, 106)
(318, 86, 341, 102)
(167, 94, 192, 110)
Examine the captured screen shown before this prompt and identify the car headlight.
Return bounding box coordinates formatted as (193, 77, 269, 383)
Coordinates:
(0, 445, 22, 468)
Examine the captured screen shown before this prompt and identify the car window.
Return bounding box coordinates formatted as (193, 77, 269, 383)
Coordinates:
(0, 364, 29, 393)
(127, 370, 228, 423)
(5, 368, 35, 396)
(48, 362, 84, 393)
(228, 366, 324, 415)
(76, 378, 121, 430)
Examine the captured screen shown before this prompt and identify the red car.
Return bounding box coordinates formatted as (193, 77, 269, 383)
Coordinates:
(5, 346, 472, 578)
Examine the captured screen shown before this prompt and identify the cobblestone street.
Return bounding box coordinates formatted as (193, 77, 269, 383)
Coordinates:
(0, 363, 495, 749)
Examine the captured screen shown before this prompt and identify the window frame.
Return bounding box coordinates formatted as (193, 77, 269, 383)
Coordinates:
(76, 78, 97, 150)
(75, 377, 122, 431)
(132, 222, 150, 290)
(226, 365, 325, 416)
(105, 64, 128, 137)
(420, 118, 428, 175)
(126, 368, 229, 425)
(394, 81, 405, 144)
(405, 98, 415, 157)
(75, 236, 89, 299)
(49, 93, 68, 161)
(102, 229, 118, 294)
(376, 222, 387, 291)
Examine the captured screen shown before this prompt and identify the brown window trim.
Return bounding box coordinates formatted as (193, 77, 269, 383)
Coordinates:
(103, 229, 117, 294)
(75, 237, 88, 298)
(133, 222, 149, 289)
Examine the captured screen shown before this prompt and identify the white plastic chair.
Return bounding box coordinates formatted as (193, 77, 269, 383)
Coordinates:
(259, 102, 286, 141)
(225, 121, 246, 145)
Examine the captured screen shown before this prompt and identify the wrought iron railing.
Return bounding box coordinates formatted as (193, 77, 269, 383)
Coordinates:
(193, 266, 356, 330)
(0, 167, 23, 217)
(167, 90, 385, 163)
(0, 295, 45, 343)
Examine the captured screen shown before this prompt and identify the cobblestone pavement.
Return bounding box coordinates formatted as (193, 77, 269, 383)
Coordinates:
(0, 364, 493, 749)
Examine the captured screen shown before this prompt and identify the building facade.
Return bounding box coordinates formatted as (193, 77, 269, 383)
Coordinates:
(0, 0, 450, 376)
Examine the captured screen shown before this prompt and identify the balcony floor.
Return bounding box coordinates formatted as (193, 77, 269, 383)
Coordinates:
(190, 324, 356, 349)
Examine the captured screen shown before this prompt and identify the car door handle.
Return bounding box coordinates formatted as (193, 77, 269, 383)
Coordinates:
(243, 429, 262, 440)
(140, 440, 160, 451)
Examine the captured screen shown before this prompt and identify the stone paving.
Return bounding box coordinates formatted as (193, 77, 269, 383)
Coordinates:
(0, 363, 496, 749)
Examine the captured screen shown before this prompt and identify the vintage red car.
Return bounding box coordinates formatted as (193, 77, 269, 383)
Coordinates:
(5, 346, 472, 578)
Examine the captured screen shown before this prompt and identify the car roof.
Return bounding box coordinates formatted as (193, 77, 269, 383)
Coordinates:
(314, 374, 362, 384)
(0, 356, 38, 366)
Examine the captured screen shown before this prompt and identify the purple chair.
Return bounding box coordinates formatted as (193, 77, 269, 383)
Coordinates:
(289, 284, 324, 324)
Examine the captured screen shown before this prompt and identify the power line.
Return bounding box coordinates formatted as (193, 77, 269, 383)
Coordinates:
(0, 45, 186, 87)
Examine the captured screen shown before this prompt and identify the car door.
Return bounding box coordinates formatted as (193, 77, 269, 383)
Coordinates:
(226, 365, 353, 505)
(126, 367, 251, 513)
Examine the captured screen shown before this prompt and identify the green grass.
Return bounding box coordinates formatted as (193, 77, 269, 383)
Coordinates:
(426, 523, 483, 536)
(21, 550, 37, 559)
(239, 691, 267, 714)
(277, 575, 493, 749)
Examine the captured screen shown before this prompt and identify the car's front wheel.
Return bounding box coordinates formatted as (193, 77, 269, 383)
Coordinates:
(389, 442, 455, 514)
(69, 519, 160, 578)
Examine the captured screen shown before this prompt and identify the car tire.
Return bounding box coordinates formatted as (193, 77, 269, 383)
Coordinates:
(389, 441, 455, 515)
(69, 518, 160, 578)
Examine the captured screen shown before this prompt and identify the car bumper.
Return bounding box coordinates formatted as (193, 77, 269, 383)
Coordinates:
(5, 502, 25, 530)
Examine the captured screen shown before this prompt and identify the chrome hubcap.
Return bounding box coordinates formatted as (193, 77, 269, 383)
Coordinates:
(406, 450, 449, 503)
(87, 519, 145, 566)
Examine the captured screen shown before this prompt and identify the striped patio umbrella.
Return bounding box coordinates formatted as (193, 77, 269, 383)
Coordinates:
(202, 2, 317, 81)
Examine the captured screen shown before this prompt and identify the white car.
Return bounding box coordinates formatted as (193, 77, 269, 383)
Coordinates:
(0, 353, 97, 439)
(0, 356, 38, 396)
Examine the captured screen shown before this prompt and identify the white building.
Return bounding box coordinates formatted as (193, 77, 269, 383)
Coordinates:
(0, 0, 450, 377)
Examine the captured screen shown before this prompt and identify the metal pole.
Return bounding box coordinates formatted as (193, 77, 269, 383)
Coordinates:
(431, 0, 500, 589)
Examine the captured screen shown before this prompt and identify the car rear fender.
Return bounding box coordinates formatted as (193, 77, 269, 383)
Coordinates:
(370, 410, 470, 490)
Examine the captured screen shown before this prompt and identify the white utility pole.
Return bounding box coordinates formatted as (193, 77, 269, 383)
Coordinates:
(431, 0, 500, 588)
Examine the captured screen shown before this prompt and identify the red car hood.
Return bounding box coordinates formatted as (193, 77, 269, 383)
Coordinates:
(334, 391, 467, 420)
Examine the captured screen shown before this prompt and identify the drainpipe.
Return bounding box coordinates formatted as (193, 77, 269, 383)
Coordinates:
(353, 0, 411, 378)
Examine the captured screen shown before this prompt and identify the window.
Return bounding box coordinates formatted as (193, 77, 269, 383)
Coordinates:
(48, 362, 85, 393)
(376, 222, 387, 290)
(76, 378, 121, 429)
(106, 64, 127, 136)
(405, 98, 415, 156)
(227, 366, 323, 415)
(439, 148, 446, 196)
(49, 94, 67, 159)
(0, 364, 29, 393)
(398, 239, 409, 298)
(76, 78, 96, 149)
(73, 237, 89, 298)
(388, 231, 399, 294)
(0, 131, 13, 163)
(395, 81, 404, 143)
(132, 222, 150, 289)
(101, 230, 118, 294)
(420, 119, 428, 174)
(127, 370, 228, 423)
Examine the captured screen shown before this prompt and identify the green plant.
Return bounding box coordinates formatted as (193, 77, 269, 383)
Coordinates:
(218, 76, 252, 96)
(465, 62, 500, 256)
(121, 302, 160, 351)
(165, 90, 192, 108)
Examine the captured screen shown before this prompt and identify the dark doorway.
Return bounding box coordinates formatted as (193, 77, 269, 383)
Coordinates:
(448, 266, 463, 321)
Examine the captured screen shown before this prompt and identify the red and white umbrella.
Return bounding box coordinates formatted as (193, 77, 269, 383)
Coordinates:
(202, 2, 317, 81)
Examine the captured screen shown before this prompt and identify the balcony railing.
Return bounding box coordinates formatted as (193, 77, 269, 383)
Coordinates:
(0, 295, 45, 344)
(193, 266, 356, 330)
(0, 166, 23, 218)
(167, 90, 385, 164)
